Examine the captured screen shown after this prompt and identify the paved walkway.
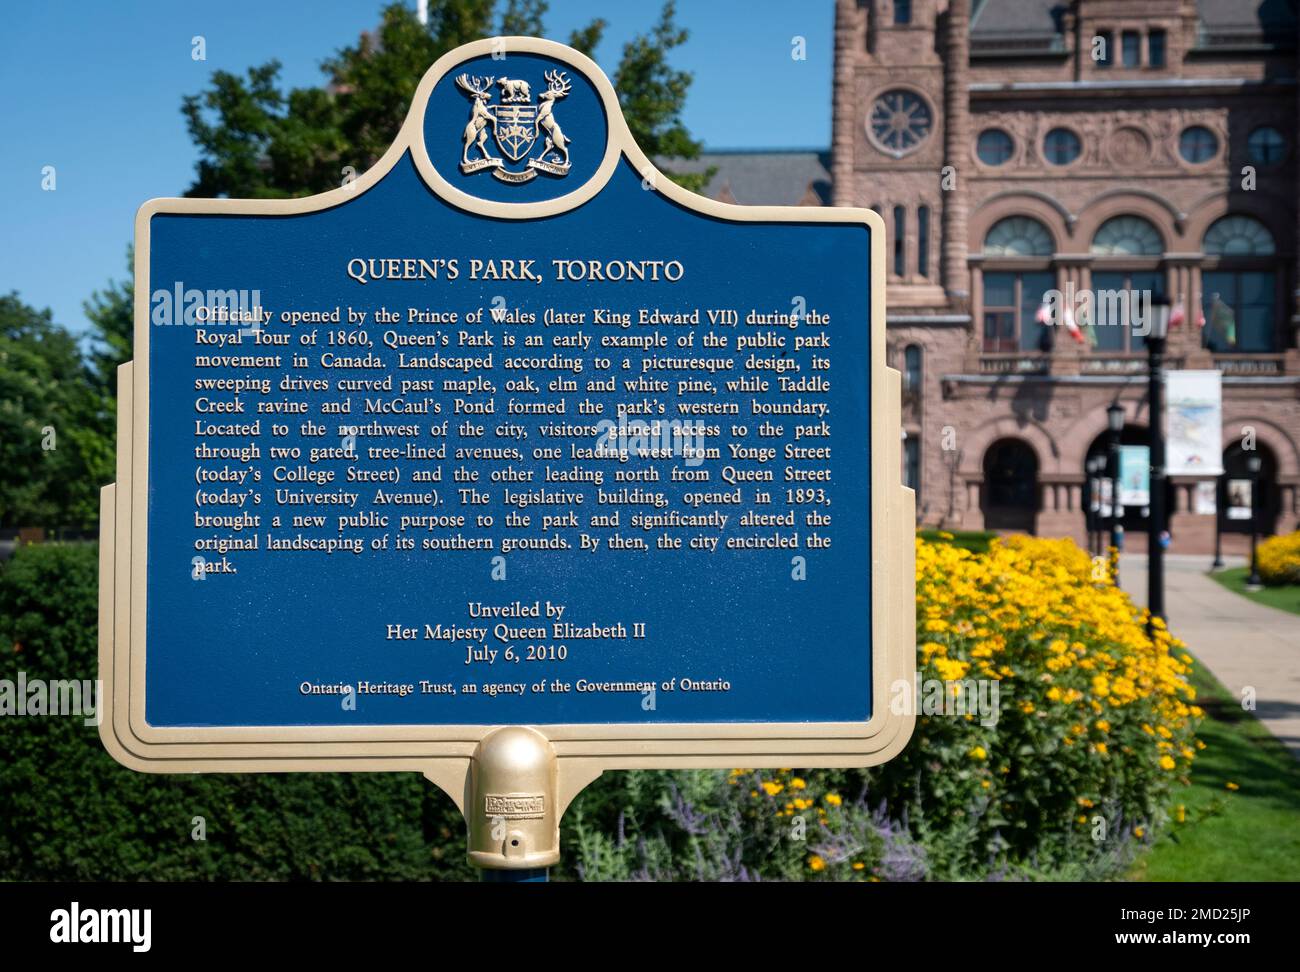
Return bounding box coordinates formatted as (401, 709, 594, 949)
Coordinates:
(1118, 553, 1300, 759)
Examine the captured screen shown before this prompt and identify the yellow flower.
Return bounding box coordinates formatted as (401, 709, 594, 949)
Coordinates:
(934, 657, 970, 682)
(1226, 781, 1239, 791)
(761, 781, 784, 796)
(968, 746, 987, 760)
(790, 777, 807, 790)
(808, 855, 825, 872)
(1175, 805, 1186, 823)
(1134, 826, 1145, 838)
(825, 793, 842, 807)
(851, 861, 865, 871)
(1159, 755, 1176, 770)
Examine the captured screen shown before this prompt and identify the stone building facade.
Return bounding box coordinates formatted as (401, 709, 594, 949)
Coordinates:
(816, 0, 1300, 553)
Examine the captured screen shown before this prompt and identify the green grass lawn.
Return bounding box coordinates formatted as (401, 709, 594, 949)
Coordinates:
(1132, 652, 1300, 881)
(1207, 566, 1300, 617)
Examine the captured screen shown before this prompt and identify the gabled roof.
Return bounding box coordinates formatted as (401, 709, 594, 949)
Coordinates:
(971, 0, 1066, 52)
(970, 0, 1298, 54)
(1197, 0, 1296, 45)
(659, 150, 832, 206)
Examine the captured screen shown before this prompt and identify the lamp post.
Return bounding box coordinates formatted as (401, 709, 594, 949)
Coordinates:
(1146, 295, 1172, 631)
(1211, 476, 1225, 570)
(1246, 453, 1263, 589)
(1106, 402, 1125, 584)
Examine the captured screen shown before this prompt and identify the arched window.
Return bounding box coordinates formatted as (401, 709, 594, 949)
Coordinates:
(1220, 442, 1279, 536)
(1091, 215, 1163, 256)
(918, 205, 930, 277)
(982, 217, 1054, 354)
(903, 435, 921, 506)
(1202, 216, 1278, 353)
(893, 206, 906, 276)
(1203, 215, 1275, 256)
(903, 344, 922, 392)
(983, 439, 1039, 532)
(1091, 269, 1165, 352)
(983, 216, 1053, 257)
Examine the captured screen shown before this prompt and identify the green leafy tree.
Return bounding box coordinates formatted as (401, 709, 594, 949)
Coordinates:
(610, 2, 712, 192)
(0, 295, 109, 531)
(499, 0, 547, 36)
(181, 1, 709, 198)
(83, 250, 134, 401)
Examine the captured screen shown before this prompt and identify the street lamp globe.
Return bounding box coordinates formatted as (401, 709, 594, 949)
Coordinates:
(1149, 294, 1172, 341)
(1107, 402, 1125, 433)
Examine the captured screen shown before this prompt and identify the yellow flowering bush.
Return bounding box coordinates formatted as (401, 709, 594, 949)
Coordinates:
(885, 535, 1199, 870)
(1257, 530, 1300, 586)
(749, 534, 1202, 878)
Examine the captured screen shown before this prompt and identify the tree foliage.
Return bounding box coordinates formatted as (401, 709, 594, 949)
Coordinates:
(83, 249, 134, 401)
(181, 0, 709, 198)
(610, 2, 711, 191)
(0, 295, 109, 531)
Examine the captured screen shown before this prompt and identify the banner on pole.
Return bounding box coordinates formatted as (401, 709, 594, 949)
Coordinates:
(1118, 445, 1150, 509)
(1166, 370, 1224, 477)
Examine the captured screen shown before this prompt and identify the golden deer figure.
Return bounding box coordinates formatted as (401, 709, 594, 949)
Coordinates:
(455, 74, 497, 164)
(536, 70, 572, 165)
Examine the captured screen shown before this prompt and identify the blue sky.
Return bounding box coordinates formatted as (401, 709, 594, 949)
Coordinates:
(0, 1, 833, 338)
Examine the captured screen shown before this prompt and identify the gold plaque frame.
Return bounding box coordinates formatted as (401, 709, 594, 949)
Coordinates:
(99, 37, 915, 817)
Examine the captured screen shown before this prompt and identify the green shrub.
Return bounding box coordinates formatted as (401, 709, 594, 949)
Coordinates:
(0, 542, 471, 880)
(916, 528, 996, 553)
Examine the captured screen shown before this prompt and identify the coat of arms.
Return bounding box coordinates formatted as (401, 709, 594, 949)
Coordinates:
(455, 70, 573, 183)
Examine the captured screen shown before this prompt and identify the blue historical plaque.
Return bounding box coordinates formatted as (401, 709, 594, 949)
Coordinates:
(100, 38, 912, 787)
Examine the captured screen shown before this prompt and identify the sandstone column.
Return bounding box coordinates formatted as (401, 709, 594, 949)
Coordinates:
(942, 0, 972, 301)
(831, 0, 859, 208)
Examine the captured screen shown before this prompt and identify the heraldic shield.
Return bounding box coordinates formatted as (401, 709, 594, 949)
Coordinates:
(456, 70, 573, 183)
(491, 103, 538, 161)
